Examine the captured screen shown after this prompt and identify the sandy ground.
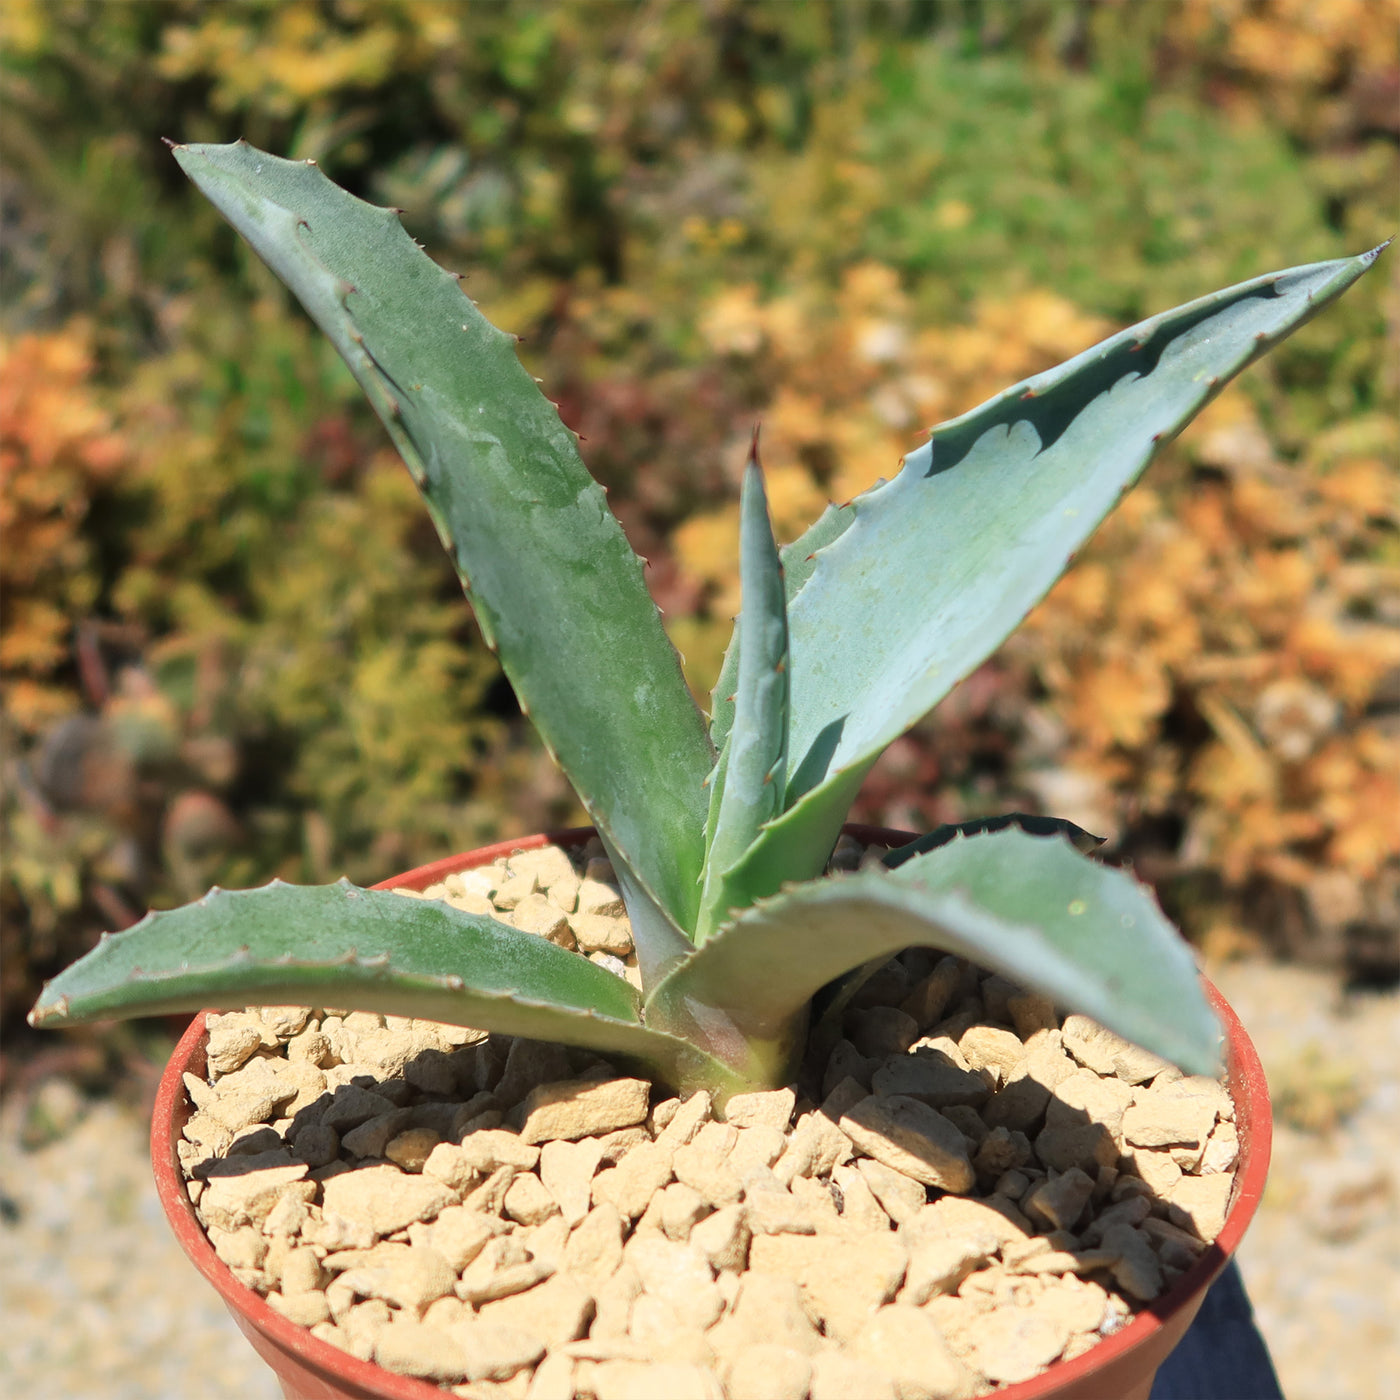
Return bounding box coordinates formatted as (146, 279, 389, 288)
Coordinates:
(1, 957, 1394, 1400)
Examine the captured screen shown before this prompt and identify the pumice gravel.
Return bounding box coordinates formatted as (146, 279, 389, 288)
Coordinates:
(180, 841, 1238, 1400)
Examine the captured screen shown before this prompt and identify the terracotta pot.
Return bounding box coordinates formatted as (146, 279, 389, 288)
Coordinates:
(151, 826, 1272, 1400)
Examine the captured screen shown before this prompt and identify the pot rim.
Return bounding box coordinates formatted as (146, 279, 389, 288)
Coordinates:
(151, 824, 1272, 1400)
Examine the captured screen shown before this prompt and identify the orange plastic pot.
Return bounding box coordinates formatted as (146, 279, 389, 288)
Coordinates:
(151, 826, 1272, 1400)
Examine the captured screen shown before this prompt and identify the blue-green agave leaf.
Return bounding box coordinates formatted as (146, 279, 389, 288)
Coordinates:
(28, 881, 742, 1094)
(711, 247, 1385, 901)
(649, 827, 1221, 1077)
(883, 813, 1104, 867)
(170, 141, 713, 937)
(696, 441, 791, 944)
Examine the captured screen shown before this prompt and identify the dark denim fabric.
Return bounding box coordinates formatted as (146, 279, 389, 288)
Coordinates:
(1150, 1262, 1283, 1400)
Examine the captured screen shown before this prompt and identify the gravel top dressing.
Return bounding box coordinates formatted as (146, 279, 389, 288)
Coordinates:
(170, 840, 1240, 1399)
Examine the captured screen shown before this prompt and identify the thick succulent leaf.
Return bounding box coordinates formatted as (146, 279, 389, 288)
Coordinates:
(648, 828, 1222, 1076)
(713, 247, 1385, 900)
(598, 833, 695, 988)
(171, 141, 712, 935)
(808, 814, 1105, 1043)
(882, 813, 1103, 867)
(709, 498, 853, 749)
(28, 881, 744, 1094)
(696, 447, 790, 944)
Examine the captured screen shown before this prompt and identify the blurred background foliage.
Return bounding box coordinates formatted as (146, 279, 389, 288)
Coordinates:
(2, 0, 1398, 1039)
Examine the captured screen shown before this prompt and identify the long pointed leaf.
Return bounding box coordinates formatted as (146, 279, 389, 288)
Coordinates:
(709, 498, 853, 750)
(648, 828, 1221, 1077)
(28, 882, 742, 1094)
(696, 443, 790, 944)
(713, 247, 1386, 899)
(171, 141, 713, 934)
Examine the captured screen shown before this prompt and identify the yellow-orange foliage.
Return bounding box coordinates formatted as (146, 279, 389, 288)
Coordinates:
(1026, 391, 1400, 890)
(0, 326, 127, 731)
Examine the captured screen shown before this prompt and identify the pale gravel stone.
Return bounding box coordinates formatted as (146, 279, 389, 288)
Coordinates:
(512, 892, 576, 947)
(847, 1006, 921, 1059)
(830, 1163, 892, 1233)
(492, 870, 538, 911)
(723, 1343, 812, 1400)
(1201, 1118, 1240, 1174)
(690, 1202, 750, 1272)
(525, 1350, 578, 1400)
(592, 1141, 676, 1219)
(563, 1204, 627, 1281)
(1166, 1171, 1234, 1241)
(1122, 1079, 1220, 1149)
(1023, 1166, 1096, 1232)
(569, 912, 634, 954)
(422, 1140, 479, 1192)
(625, 1232, 723, 1326)
(409, 1204, 503, 1271)
(456, 1236, 554, 1305)
(980, 1035, 1076, 1132)
(320, 1163, 456, 1237)
(336, 1244, 456, 1314)
(504, 1171, 561, 1226)
(520, 1212, 572, 1273)
(577, 877, 627, 917)
(319, 1085, 399, 1132)
(774, 1104, 853, 1184)
(672, 1138, 744, 1208)
(906, 1195, 1030, 1250)
(476, 1272, 595, 1349)
(1061, 1015, 1171, 1083)
(1006, 990, 1059, 1039)
(899, 1229, 998, 1304)
(707, 1272, 821, 1357)
(594, 1125, 651, 1162)
(539, 1136, 605, 1226)
(459, 1128, 542, 1173)
(205, 1020, 264, 1075)
(372, 1316, 470, 1380)
(855, 1304, 980, 1400)
(266, 1289, 332, 1328)
(587, 1359, 724, 1400)
(626, 1292, 716, 1366)
(958, 1025, 1026, 1085)
(507, 844, 579, 894)
(199, 1163, 309, 1231)
(741, 1180, 821, 1237)
(518, 1076, 650, 1144)
(464, 1162, 518, 1216)
(839, 1094, 975, 1193)
(384, 1126, 441, 1172)
(718, 1087, 796, 1132)
(747, 1232, 907, 1343)
(788, 1172, 845, 1231)
(853, 1156, 926, 1225)
(658, 1181, 708, 1241)
(822, 1040, 878, 1097)
(210, 1222, 270, 1273)
(1100, 1222, 1165, 1300)
(963, 1303, 1069, 1385)
(810, 1349, 899, 1400)
(871, 1048, 991, 1108)
(1122, 1144, 1184, 1196)
(340, 1107, 413, 1159)
(590, 1261, 642, 1341)
(279, 1246, 325, 1295)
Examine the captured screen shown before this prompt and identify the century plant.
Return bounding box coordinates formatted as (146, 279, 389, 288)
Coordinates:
(30, 142, 1383, 1098)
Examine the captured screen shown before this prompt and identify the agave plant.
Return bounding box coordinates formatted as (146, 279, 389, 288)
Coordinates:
(30, 142, 1383, 1099)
